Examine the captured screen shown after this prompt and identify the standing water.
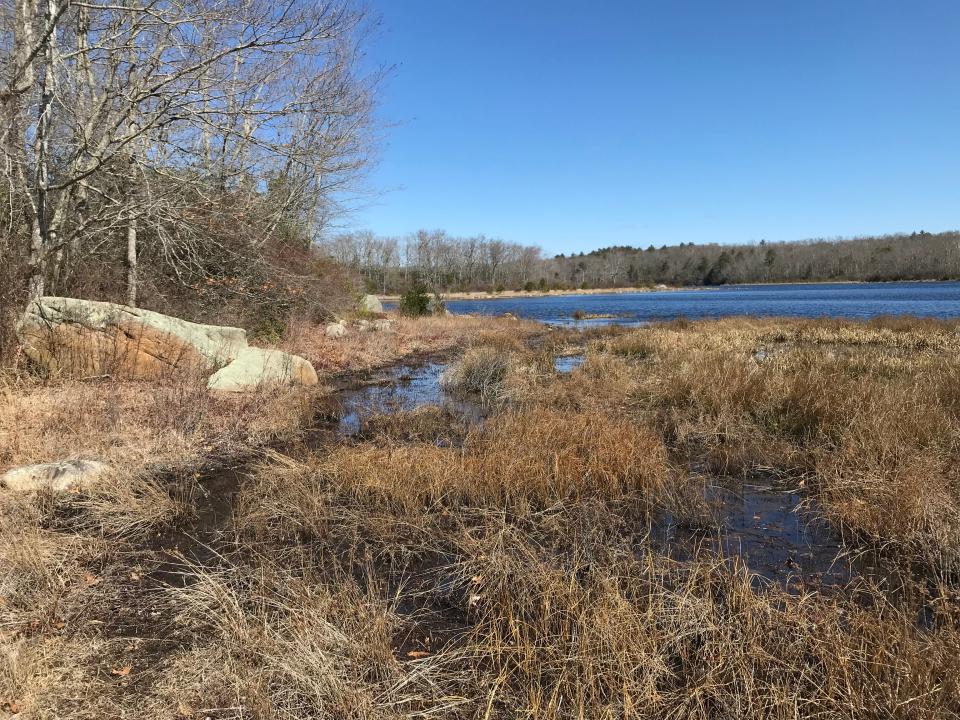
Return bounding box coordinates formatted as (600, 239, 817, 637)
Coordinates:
(327, 354, 899, 593)
(421, 282, 960, 325)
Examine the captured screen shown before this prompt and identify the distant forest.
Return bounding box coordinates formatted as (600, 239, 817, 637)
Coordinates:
(553, 231, 960, 288)
(325, 230, 960, 293)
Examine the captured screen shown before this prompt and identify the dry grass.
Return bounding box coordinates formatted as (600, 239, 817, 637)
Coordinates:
(4, 314, 960, 718)
(439, 346, 552, 405)
(0, 312, 536, 479)
(357, 405, 470, 445)
(246, 409, 670, 523)
(225, 400, 960, 718)
(0, 373, 323, 476)
(582, 317, 960, 569)
(282, 313, 544, 375)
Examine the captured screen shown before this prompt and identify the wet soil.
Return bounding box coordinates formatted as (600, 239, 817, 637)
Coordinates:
(317, 355, 917, 597)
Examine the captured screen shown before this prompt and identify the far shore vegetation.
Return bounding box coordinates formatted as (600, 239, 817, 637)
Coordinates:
(326, 228, 960, 296)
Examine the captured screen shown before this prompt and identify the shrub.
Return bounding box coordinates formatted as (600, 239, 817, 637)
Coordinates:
(398, 282, 431, 317)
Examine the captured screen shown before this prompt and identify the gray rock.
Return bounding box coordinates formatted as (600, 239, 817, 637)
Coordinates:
(18, 296, 247, 378)
(372, 319, 394, 332)
(325, 322, 348, 338)
(359, 294, 383, 313)
(1, 459, 109, 493)
(206, 347, 319, 392)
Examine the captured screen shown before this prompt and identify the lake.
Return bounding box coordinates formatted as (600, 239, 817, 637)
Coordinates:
(438, 282, 960, 325)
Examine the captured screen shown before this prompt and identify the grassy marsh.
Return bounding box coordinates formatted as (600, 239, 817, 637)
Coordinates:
(2, 315, 960, 718)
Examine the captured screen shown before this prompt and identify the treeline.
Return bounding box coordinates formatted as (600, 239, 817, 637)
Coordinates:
(553, 231, 960, 287)
(1, 0, 377, 358)
(328, 230, 960, 292)
(323, 230, 544, 293)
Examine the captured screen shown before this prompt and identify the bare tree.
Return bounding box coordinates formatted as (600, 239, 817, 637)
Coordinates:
(1, 0, 379, 308)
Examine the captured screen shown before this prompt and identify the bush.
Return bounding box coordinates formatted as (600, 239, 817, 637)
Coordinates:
(399, 282, 431, 317)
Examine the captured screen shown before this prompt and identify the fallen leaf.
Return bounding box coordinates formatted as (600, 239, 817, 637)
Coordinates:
(130, 571, 142, 581)
(111, 665, 132, 677)
(406, 650, 429, 659)
(84, 572, 102, 587)
(176, 701, 193, 717)
(4, 701, 21, 714)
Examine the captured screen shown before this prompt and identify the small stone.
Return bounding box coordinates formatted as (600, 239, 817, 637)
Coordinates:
(372, 319, 394, 332)
(1, 459, 109, 493)
(325, 322, 348, 338)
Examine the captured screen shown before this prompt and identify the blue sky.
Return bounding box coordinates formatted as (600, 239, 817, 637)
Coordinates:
(352, 1, 960, 256)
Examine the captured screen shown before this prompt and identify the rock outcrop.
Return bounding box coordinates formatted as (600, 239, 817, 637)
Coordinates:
(19, 297, 246, 379)
(18, 297, 320, 393)
(207, 347, 318, 392)
(359, 294, 383, 313)
(1, 459, 109, 493)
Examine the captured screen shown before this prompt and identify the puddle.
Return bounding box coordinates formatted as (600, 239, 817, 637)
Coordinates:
(149, 465, 243, 587)
(336, 361, 484, 435)
(554, 354, 584, 373)
(653, 481, 855, 590)
(338, 354, 587, 432)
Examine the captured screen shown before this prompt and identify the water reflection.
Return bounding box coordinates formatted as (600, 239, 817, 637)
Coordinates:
(336, 361, 482, 435)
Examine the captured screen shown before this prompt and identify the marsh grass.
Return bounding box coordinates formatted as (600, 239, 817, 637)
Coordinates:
(439, 345, 554, 405)
(5, 315, 960, 718)
(357, 405, 471, 446)
(582, 316, 960, 569)
(227, 418, 960, 718)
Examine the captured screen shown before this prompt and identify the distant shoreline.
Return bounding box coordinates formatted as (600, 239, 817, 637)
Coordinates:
(379, 286, 685, 302)
(379, 278, 958, 303)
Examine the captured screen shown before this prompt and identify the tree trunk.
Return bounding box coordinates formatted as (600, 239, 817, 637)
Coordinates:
(26, 0, 59, 305)
(126, 216, 138, 307)
(27, 220, 45, 302)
